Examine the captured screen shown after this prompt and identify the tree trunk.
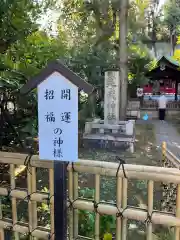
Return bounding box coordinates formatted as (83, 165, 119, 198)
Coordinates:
(119, 0, 128, 120)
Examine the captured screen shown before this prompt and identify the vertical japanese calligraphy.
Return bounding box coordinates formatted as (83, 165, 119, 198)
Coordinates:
(104, 71, 120, 123)
(45, 112, 55, 122)
(38, 72, 78, 162)
(61, 112, 71, 123)
(53, 128, 63, 158)
(106, 71, 116, 87)
(61, 89, 71, 100)
(44, 89, 54, 100)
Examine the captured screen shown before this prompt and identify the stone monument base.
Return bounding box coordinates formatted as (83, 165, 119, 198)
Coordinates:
(126, 100, 140, 120)
(83, 119, 135, 153)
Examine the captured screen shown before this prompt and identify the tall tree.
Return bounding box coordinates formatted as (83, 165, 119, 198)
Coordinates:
(0, 0, 65, 145)
(60, 0, 152, 117)
(0, 28, 68, 140)
(119, 0, 129, 119)
(163, 0, 180, 54)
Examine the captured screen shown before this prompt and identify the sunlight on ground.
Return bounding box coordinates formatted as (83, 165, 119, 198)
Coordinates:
(15, 165, 26, 177)
(170, 115, 180, 135)
(166, 117, 180, 150)
(172, 141, 180, 148)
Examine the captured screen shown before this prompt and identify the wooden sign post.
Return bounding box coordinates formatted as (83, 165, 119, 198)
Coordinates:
(20, 60, 93, 239)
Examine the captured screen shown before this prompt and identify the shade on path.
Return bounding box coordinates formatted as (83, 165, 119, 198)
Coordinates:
(137, 120, 180, 158)
(154, 120, 180, 158)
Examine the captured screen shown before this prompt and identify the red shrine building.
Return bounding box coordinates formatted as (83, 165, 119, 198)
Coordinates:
(145, 56, 180, 100)
(143, 79, 176, 95)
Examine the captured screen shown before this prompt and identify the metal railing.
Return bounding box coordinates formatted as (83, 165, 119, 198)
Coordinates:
(142, 100, 180, 110)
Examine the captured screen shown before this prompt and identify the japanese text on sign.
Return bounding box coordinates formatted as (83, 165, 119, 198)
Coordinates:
(38, 72, 78, 162)
(45, 89, 71, 159)
(53, 128, 63, 158)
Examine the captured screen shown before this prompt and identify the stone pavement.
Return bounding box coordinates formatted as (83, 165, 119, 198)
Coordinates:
(137, 120, 180, 158)
(153, 120, 180, 158)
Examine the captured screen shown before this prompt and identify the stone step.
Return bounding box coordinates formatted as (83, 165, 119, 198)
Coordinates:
(83, 133, 134, 142)
(83, 138, 132, 152)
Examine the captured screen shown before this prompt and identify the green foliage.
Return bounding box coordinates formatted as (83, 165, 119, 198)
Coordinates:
(0, 0, 53, 54)
(128, 43, 151, 97)
(2, 30, 67, 80)
(74, 169, 170, 239)
(78, 187, 116, 238)
(37, 187, 51, 228)
(61, 0, 152, 86)
(156, 230, 174, 240)
(61, 0, 118, 47)
(0, 178, 174, 239)
(0, 30, 68, 142)
(0, 0, 155, 145)
(77, 180, 173, 239)
(163, 2, 180, 32)
(1, 3, 179, 240)
(0, 0, 62, 146)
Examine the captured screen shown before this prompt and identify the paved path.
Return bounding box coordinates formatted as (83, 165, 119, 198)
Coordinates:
(153, 120, 180, 158)
(136, 120, 180, 158)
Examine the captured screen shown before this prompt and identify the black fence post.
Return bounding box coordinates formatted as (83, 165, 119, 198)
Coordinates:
(54, 161, 67, 239)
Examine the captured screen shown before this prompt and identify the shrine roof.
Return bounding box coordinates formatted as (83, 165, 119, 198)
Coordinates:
(145, 55, 180, 80)
(159, 55, 180, 67)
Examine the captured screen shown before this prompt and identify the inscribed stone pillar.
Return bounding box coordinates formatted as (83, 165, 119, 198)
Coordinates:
(104, 71, 120, 124)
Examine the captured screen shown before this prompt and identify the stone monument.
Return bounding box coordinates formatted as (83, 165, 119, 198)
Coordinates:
(83, 70, 135, 152)
(104, 71, 120, 124)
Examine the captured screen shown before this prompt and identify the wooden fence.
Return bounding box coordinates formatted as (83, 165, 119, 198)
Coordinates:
(0, 151, 180, 239)
(162, 142, 180, 169)
(161, 142, 180, 214)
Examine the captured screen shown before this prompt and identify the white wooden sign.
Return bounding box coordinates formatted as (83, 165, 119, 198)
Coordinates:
(136, 88, 143, 97)
(38, 71, 78, 162)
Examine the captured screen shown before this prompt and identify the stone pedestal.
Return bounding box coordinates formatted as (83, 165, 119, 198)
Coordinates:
(83, 71, 135, 152)
(127, 101, 140, 119)
(83, 119, 135, 152)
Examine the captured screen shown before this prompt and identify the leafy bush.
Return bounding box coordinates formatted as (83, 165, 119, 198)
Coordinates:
(78, 187, 115, 238)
